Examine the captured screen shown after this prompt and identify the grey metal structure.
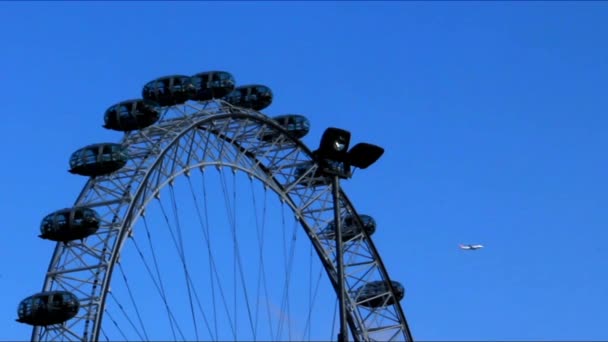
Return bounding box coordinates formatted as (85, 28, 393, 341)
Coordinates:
(31, 99, 413, 341)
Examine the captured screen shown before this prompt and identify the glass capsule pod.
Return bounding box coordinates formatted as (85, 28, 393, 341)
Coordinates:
(69, 143, 128, 177)
(223, 84, 273, 111)
(190, 71, 236, 101)
(103, 99, 160, 132)
(259, 114, 311, 142)
(354, 280, 405, 308)
(319, 214, 376, 241)
(16, 291, 79, 326)
(39, 207, 101, 242)
(142, 75, 195, 107)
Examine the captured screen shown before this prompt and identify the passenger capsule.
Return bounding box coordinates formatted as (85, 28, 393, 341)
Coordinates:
(320, 214, 376, 241)
(259, 114, 311, 142)
(354, 280, 405, 308)
(39, 207, 101, 242)
(142, 75, 195, 107)
(17, 291, 79, 326)
(103, 99, 160, 131)
(69, 143, 128, 177)
(190, 71, 236, 101)
(223, 84, 273, 111)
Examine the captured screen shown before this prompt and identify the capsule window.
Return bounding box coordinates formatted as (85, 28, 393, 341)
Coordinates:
(245, 90, 258, 101)
(146, 83, 157, 95)
(35, 297, 44, 306)
(99, 146, 112, 162)
(255, 86, 267, 94)
(159, 80, 170, 91)
(56, 213, 68, 229)
(171, 77, 188, 91)
(72, 210, 84, 225)
(83, 209, 98, 220)
(191, 76, 202, 88)
(210, 76, 223, 87)
(168, 79, 179, 90)
(117, 104, 131, 119)
(42, 216, 54, 232)
(149, 81, 164, 95)
(81, 149, 97, 165)
(160, 82, 169, 94)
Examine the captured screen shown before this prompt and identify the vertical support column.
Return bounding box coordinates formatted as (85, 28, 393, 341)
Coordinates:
(31, 326, 40, 342)
(332, 174, 348, 342)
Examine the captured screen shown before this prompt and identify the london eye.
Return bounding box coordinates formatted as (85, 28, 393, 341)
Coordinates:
(17, 70, 414, 342)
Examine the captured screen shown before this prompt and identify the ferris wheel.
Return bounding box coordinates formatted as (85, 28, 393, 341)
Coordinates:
(16, 71, 414, 342)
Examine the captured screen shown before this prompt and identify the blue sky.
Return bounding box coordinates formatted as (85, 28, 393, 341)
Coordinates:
(1, 1, 607, 340)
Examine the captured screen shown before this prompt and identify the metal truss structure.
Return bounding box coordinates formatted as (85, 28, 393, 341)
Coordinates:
(31, 100, 413, 342)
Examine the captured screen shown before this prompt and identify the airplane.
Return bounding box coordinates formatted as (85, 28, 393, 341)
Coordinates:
(459, 244, 484, 251)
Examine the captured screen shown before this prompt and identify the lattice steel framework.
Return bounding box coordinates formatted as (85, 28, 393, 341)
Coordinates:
(32, 100, 413, 342)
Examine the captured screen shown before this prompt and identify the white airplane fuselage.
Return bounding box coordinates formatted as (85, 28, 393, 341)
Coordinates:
(460, 244, 484, 250)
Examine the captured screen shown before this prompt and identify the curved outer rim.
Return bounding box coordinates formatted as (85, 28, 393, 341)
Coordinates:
(32, 103, 413, 342)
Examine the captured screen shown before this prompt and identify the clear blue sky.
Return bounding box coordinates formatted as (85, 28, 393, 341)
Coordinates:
(1, 1, 607, 340)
